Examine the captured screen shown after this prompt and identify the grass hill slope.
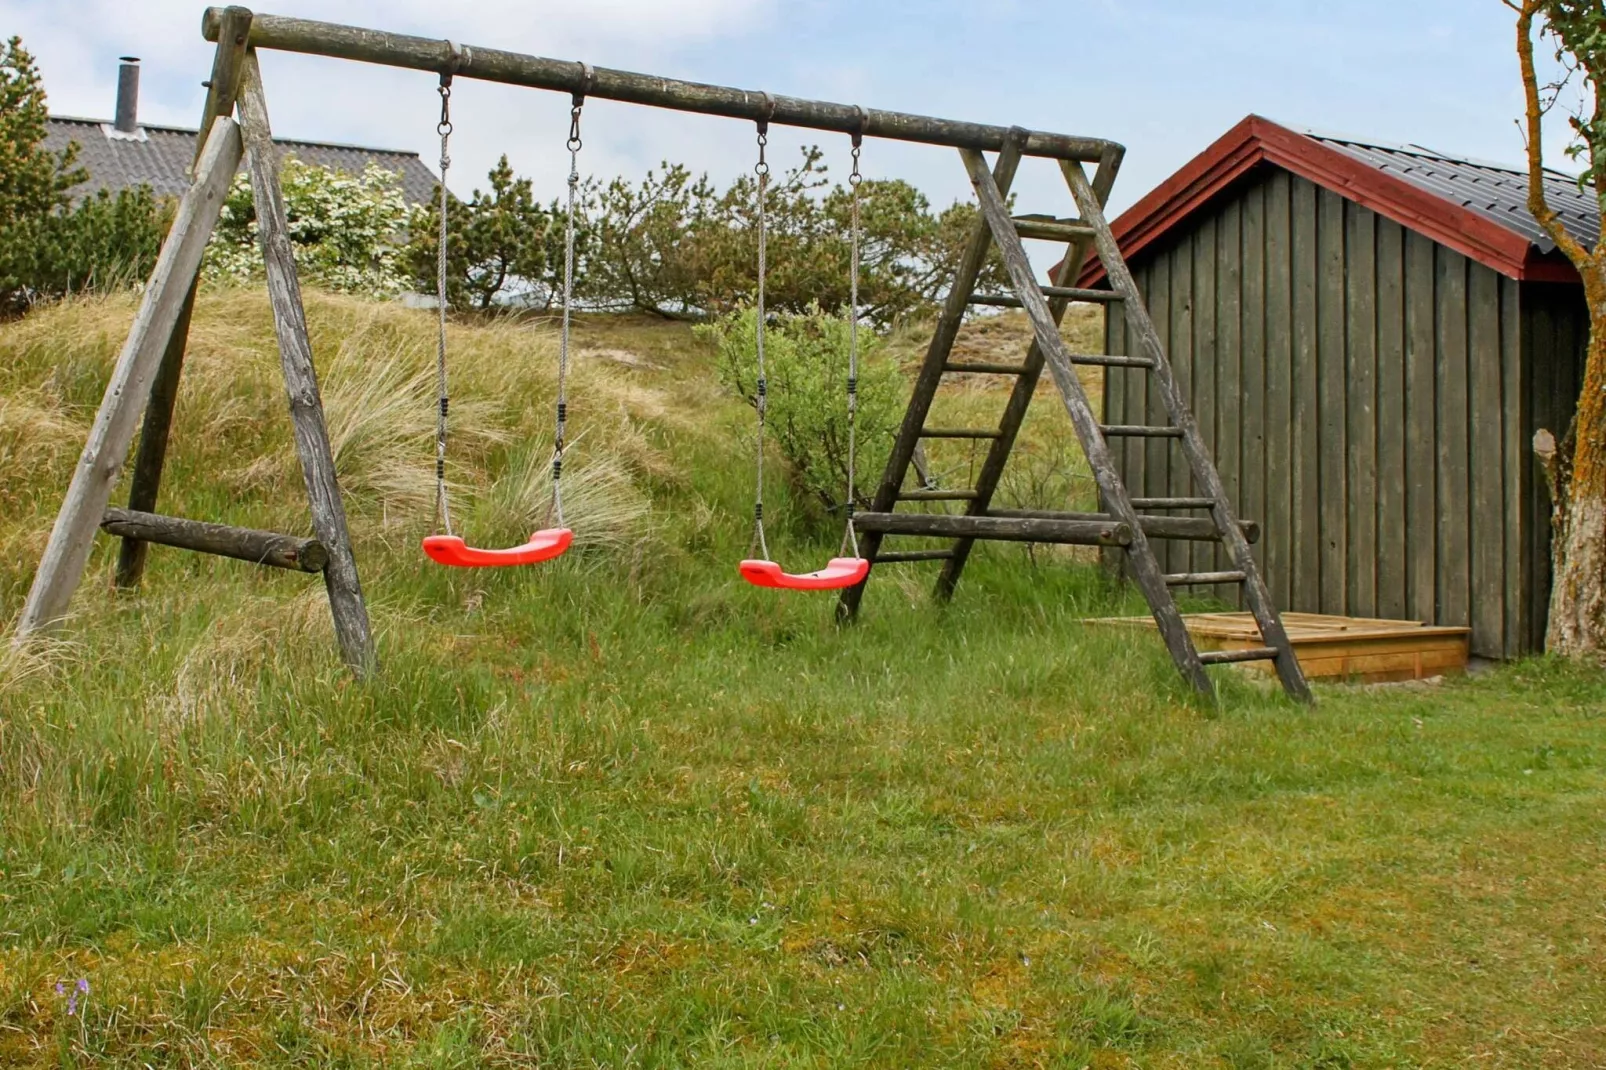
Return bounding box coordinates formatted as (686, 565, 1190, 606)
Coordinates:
(1, 291, 1603, 1067)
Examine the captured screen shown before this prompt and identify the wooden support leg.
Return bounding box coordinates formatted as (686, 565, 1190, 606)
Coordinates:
(835, 135, 1027, 623)
(962, 148, 1213, 697)
(12, 119, 244, 641)
(115, 283, 196, 588)
(935, 145, 1124, 603)
(114, 6, 254, 590)
(237, 54, 376, 676)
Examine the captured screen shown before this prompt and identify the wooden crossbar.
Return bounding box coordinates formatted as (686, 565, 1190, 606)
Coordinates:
(101, 509, 328, 572)
(201, 9, 1117, 162)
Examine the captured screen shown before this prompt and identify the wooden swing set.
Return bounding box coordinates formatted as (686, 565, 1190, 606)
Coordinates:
(12, 6, 1311, 702)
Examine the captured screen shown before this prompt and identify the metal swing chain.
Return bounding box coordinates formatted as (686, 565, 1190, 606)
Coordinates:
(433, 71, 455, 536)
(841, 120, 865, 559)
(549, 70, 590, 529)
(751, 108, 772, 561)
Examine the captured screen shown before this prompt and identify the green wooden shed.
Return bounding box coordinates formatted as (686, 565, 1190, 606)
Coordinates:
(1085, 116, 1596, 659)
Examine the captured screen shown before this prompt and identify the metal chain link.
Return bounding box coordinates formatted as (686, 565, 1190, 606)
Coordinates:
(547, 97, 585, 529)
(433, 74, 454, 536)
(842, 126, 864, 559)
(751, 116, 771, 561)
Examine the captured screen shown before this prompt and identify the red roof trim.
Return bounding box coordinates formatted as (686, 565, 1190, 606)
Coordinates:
(1077, 115, 1578, 287)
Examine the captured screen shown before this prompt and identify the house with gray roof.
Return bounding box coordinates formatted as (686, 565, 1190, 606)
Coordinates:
(1078, 114, 1598, 660)
(44, 57, 439, 206)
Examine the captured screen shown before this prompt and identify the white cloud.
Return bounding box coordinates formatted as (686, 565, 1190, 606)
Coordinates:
(5, 0, 777, 205)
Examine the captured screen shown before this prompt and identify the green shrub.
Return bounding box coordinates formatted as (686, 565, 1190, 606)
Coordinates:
(587, 147, 1009, 325)
(701, 303, 903, 516)
(405, 154, 582, 313)
(207, 158, 418, 297)
(0, 35, 170, 315)
(0, 187, 170, 316)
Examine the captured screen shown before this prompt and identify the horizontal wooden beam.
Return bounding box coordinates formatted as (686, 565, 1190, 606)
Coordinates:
(855, 511, 1131, 546)
(1198, 646, 1279, 665)
(202, 9, 1118, 162)
(987, 508, 1259, 544)
(100, 508, 328, 572)
(967, 286, 1124, 309)
(872, 549, 956, 563)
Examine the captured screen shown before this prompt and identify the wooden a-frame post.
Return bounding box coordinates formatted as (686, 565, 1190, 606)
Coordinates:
(12, 118, 243, 639)
(13, 15, 375, 676)
(116, 5, 254, 589)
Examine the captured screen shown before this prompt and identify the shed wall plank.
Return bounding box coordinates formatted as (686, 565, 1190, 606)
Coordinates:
(1501, 275, 1525, 656)
(1375, 218, 1408, 619)
(1404, 230, 1438, 624)
(1291, 177, 1322, 611)
(1240, 179, 1268, 599)
(1147, 254, 1173, 568)
(1435, 247, 1472, 633)
(1346, 204, 1379, 619)
(1216, 196, 1244, 598)
(1317, 187, 1349, 613)
(1192, 214, 1220, 580)
(1263, 171, 1295, 608)
(1167, 237, 1194, 576)
(1469, 264, 1506, 656)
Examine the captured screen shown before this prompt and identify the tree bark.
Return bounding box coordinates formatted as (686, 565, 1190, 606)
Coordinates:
(1512, 0, 1606, 660)
(1546, 323, 1606, 657)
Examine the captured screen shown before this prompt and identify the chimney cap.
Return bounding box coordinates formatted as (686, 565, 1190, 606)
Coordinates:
(119, 56, 140, 64)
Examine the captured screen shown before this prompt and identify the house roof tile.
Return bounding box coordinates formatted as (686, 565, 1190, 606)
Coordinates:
(43, 116, 440, 206)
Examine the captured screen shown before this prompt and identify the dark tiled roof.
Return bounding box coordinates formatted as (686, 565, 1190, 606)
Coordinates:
(43, 116, 440, 206)
(1297, 127, 1598, 252)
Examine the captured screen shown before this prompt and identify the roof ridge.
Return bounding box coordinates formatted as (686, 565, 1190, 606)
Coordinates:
(1269, 116, 1581, 182)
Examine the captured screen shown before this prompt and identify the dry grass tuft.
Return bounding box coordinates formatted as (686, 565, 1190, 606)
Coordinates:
(488, 442, 652, 555)
(0, 630, 82, 693)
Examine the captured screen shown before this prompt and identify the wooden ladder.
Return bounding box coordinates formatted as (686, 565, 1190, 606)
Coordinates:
(838, 129, 1312, 703)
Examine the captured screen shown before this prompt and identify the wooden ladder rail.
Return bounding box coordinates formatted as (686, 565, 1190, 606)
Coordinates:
(1059, 161, 1312, 703)
(836, 133, 1028, 622)
(958, 147, 1213, 697)
(935, 137, 1123, 602)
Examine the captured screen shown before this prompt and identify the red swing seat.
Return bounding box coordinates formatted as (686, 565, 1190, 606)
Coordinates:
(423, 527, 573, 568)
(739, 556, 870, 591)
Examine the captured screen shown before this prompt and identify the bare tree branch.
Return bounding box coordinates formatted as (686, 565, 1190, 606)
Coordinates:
(1513, 0, 1597, 270)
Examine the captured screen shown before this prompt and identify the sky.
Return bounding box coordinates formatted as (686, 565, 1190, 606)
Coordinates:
(4, 0, 1584, 251)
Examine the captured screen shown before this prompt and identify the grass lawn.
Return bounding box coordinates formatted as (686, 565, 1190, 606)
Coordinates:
(1, 291, 1603, 1067)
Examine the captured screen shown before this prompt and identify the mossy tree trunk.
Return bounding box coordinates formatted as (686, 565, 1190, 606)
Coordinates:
(1513, 0, 1606, 659)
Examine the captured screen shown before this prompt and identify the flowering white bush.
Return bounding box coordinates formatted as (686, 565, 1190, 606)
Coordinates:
(205, 158, 421, 297)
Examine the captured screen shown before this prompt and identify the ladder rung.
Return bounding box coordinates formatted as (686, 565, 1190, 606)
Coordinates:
(1132, 497, 1215, 509)
(872, 550, 956, 563)
(1011, 216, 1096, 242)
(1067, 354, 1155, 369)
(856, 511, 1130, 546)
(968, 286, 1124, 308)
(1165, 570, 1248, 587)
(943, 361, 1032, 375)
(988, 508, 1258, 544)
(897, 489, 978, 501)
(1100, 424, 1184, 438)
(920, 427, 1001, 439)
(1199, 646, 1280, 665)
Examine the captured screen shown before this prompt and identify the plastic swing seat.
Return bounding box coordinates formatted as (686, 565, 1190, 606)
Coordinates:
(739, 556, 870, 591)
(423, 527, 573, 568)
